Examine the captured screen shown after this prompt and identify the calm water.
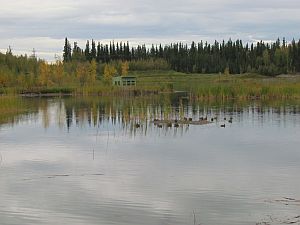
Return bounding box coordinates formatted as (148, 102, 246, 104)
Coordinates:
(0, 96, 300, 225)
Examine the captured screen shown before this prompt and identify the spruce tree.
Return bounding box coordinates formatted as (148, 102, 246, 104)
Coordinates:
(91, 40, 97, 60)
(85, 40, 91, 61)
(63, 37, 71, 62)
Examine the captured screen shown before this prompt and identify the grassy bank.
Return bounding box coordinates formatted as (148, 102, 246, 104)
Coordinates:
(133, 71, 300, 99)
(1, 80, 162, 97)
(2, 71, 300, 99)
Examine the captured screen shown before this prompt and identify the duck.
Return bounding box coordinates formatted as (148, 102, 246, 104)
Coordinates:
(135, 123, 140, 128)
(174, 123, 179, 128)
(157, 124, 163, 128)
(167, 122, 172, 128)
(221, 124, 226, 128)
(188, 118, 193, 121)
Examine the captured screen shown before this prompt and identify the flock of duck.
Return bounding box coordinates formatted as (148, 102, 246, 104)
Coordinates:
(134, 116, 233, 129)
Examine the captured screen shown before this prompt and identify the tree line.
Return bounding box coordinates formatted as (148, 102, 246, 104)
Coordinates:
(0, 49, 98, 89)
(1, 37, 300, 90)
(64, 37, 300, 75)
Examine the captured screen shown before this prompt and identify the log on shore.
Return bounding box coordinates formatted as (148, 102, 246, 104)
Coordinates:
(152, 119, 212, 125)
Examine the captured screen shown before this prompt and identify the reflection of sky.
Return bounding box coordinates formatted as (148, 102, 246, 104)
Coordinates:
(0, 99, 300, 225)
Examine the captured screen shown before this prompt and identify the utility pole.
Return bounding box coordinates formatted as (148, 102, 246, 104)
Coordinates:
(31, 48, 36, 58)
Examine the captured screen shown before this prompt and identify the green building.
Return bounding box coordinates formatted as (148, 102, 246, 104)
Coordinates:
(112, 76, 137, 87)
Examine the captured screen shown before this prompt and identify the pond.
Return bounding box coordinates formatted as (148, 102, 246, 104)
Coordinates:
(0, 95, 300, 225)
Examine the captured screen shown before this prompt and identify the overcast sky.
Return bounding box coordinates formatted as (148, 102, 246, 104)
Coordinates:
(1, 0, 300, 61)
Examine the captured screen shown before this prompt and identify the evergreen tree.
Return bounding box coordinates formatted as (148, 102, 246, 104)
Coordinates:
(84, 40, 91, 61)
(63, 38, 72, 62)
(61, 37, 300, 76)
(91, 40, 97, 60)
(96, 42, 101, 62)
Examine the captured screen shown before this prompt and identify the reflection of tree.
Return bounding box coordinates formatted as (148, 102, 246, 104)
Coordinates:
(66, 107, 73, 131)
(0, 97, 39, 126)
(40, 100, 50, 129)
(56, 100, 66, 129)
(58, 96, 300, 136)
(2, 96, 300, 135)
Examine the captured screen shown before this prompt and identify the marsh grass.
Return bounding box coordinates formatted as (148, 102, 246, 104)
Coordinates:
(134, 71, 300, 99)
(1, 70, 300, 99)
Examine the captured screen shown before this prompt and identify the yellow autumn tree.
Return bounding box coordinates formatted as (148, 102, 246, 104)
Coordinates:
(121, 61, 129, 76)
(103, 64, 117, 84)
(54, 60, 64, 85)
(76, 63, 88, 86)
(0, 72, 10, 87)
(38, 61, 51, 87)
(17, 74, 26, 88)
(88, 59, 97, 84)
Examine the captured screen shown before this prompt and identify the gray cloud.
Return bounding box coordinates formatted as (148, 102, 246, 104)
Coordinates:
(0, 0, 299, 61)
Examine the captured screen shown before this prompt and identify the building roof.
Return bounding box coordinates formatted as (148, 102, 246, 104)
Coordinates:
(113, 76, 136, 79)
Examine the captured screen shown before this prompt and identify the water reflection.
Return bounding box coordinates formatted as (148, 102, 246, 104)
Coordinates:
(0, 96, 300, 225)
(2, 96, 300, 135)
